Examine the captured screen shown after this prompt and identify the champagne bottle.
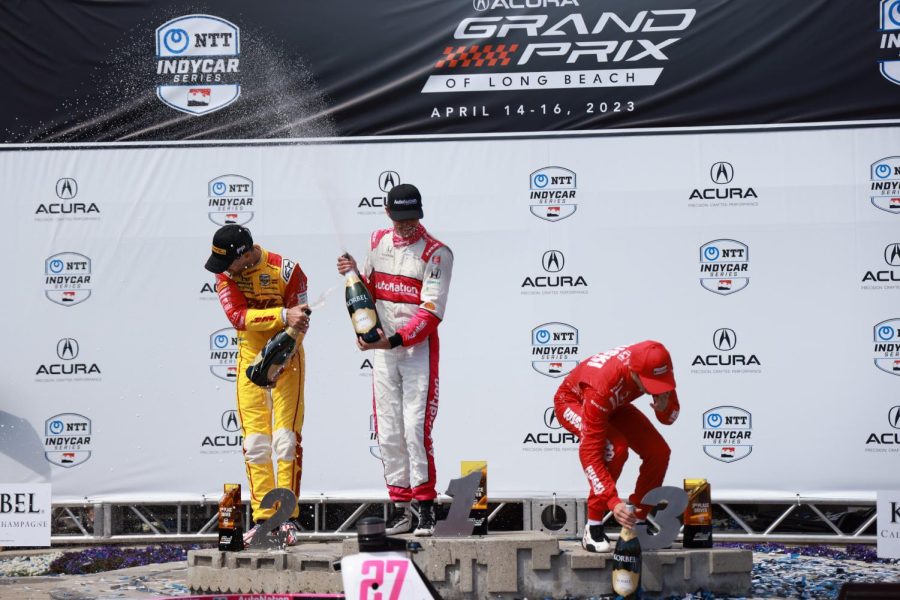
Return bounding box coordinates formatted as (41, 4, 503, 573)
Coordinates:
(218, 483, 244, 551)
(245, 308, 310, 387)
(612, 504, 642, 600)
(344, 269, 382, 343)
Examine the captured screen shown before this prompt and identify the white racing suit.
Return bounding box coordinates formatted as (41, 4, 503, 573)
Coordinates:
(362, 225, 452, 503)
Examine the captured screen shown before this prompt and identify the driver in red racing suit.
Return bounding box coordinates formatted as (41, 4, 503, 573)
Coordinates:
(554, 340, 680, 553)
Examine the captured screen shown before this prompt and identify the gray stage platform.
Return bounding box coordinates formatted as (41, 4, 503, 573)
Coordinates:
(187, 532, 751, 599)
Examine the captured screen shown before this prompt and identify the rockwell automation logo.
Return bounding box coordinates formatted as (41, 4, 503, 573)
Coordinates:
(358, 171, 401, 215)
(208, 175, 254, 226)
(423, 2, 696, 93)
(531, 322, 579, 377)
(699, 239, 750, 295)
(529, 167, 578, 221)
(155, 15, 241, 115)
(44, 253, 92, 306)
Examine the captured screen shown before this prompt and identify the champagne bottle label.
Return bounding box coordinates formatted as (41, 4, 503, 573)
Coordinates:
(612, 569, 639, 595)
(351, 308, 377, 333)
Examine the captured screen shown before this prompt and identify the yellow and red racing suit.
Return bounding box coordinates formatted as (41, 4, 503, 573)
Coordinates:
(215, 246, 308, 521)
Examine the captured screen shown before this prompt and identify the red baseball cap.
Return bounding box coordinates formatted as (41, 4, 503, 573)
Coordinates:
(629, 341, 676, 394)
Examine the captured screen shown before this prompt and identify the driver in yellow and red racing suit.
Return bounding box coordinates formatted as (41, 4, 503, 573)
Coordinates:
(205, 224, 311, 545)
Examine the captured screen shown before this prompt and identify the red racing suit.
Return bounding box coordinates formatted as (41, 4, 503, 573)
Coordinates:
(554, 342, 680, 521)
(361, 225, 452, 503)
(215, 246, 308, 521)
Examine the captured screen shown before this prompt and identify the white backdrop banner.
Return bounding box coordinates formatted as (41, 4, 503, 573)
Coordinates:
(1, 127, 898, 504)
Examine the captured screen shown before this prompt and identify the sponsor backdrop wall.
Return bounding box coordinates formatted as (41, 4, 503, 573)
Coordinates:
(1, 1, 899, 505)
(1, 129, 899, 503)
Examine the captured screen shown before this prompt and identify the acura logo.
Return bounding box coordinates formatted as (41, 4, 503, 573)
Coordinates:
(890, 406, 900, 430)
(379, 171, 400, 193)
(885, 243, 900, 266)
(543, 406, 562, 429)
(56, 178, 78, 200)
(542, 250, 564, 273)
(473, 0, 489, 10)
(713, 328, 736, 351)
(56, 338, 79, 360)
(221, 410, 241, 432)
(710, 162, 734, 185)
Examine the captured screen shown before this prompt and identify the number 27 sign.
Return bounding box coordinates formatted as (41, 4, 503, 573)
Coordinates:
(341, 551, 436, 600)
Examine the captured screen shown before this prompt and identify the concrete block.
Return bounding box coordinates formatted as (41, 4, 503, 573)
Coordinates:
(188, 533, 752, 599)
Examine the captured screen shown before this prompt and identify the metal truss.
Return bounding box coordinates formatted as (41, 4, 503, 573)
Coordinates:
(48, 497, 877, 545)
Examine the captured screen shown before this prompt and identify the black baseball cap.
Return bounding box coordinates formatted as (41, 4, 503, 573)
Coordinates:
(204, 225, 253, 274)
(386, 184, 424, 220)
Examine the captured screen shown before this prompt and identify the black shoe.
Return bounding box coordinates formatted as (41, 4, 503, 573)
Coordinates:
(414, 501, 436, 537)
(582, 523, 611, 552)
(386, 504, 413, 535)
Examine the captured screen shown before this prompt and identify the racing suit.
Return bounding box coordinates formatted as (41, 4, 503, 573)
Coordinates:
(554, 342, 680, 521)
(215, 246, 308, 521)
(361, 225, 452, 503)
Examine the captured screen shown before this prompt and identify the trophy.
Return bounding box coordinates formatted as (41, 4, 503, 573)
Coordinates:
(682, 478, 713, 548)
(462, 461, 488, 535)
(218, 483, 244, 551)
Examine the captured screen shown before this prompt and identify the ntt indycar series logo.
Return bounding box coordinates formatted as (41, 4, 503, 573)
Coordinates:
(209, 328, 238, 381)
(873, 319, 900, 376)
(44, 413, 92, 468)
(870, 157, 900, 214)
(879, 0, 900, 85)
(531, 322, 579, 377)
(699, 240, 749, 295)
(529, 166, 577, 221)
(423, 2, 696, 93)
(155, 15, 241, 115)
(208, 175, 254, 226)
(702, 406, 752, 463)
(44, 253, 92, 306)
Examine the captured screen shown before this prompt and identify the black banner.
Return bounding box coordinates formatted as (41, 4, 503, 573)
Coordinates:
(1, 0, 899, 142)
